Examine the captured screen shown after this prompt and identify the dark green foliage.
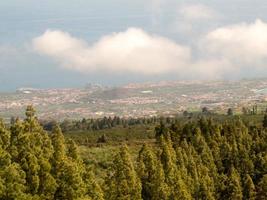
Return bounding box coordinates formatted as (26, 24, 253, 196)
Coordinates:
(151, 115, 266, 200)
(243, 174, 256, 200)
(227, 108, 233, 116)
(137, 144, 169, 200)
(83, 168, 104, 200)
(0, 107, 103, 200)
(257, 175, 267, 200)
(97, 134, 107, 143)
(262, 114, 267, 128)
(202, 107, 209, 114)
(225, 167, 243, 200)
(105, 145, 141, 200)
(42, 116, 160, 132)
(0, 107, 267, 199)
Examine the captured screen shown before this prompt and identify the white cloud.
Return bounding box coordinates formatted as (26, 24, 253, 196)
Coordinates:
(202, 19, 267, 65)
(32, 28, 191, 75)
(32, 28, 230, 79)
(32, 19, 267, 80)
(179, 4, 216, 21)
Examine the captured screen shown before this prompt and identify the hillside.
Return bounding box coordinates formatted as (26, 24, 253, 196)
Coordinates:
(0, 106, 266, 199)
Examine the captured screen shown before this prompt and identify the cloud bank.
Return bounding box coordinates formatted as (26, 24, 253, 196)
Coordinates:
(203, 19, 267, 64)
(33, 19, 267, 79)
(199, 19, 267, 78)
(33, 28, 191, 75)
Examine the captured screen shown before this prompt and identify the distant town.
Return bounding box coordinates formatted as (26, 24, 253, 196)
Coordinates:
(1, 79, 267, 120)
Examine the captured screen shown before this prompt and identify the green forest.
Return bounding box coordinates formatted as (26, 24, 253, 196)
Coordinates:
(0, 106, 266, 200)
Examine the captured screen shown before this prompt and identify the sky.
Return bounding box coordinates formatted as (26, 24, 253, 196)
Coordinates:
(2, 0, 267, 91)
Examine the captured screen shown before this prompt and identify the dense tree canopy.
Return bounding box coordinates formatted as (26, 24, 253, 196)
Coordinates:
(0, 106, 266, 199)
(0, 106, 103, 200)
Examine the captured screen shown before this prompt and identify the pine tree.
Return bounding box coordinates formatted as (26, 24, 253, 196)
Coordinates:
(18, 106, 57, 198)
(51, 125, 85, 200)
(38, 156, 57, 200)
(137, 144, 156, 199)
(54, 160, 85, 200)
(0, 119, 10, 150)
(227, 108, 233, 116)
(243, 174, 256, 200)
(51, 125, 66, 171)
(226, 167, 243, 200)
(21, 152, 40, 194)
(1, 163, 28, 199)
(83, 167, 104, 200)
(137, 144, 169, 200)
(192, 128, 217, 177)
(0, 143, 30, 200)
(262, 114, 267, 128)
(195, 165, 216, 200)
(155, 122, 168, 142)
(16, 111, 41, 195)
(9, 118, 24, 162)
(159, 135, 192, 200)
(66, 138, 80, 161)
(105, 145, 142, 200)
(24, 105, 42, 133)
(257, 175, 267, 200)
(151, 161, 170, 200)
